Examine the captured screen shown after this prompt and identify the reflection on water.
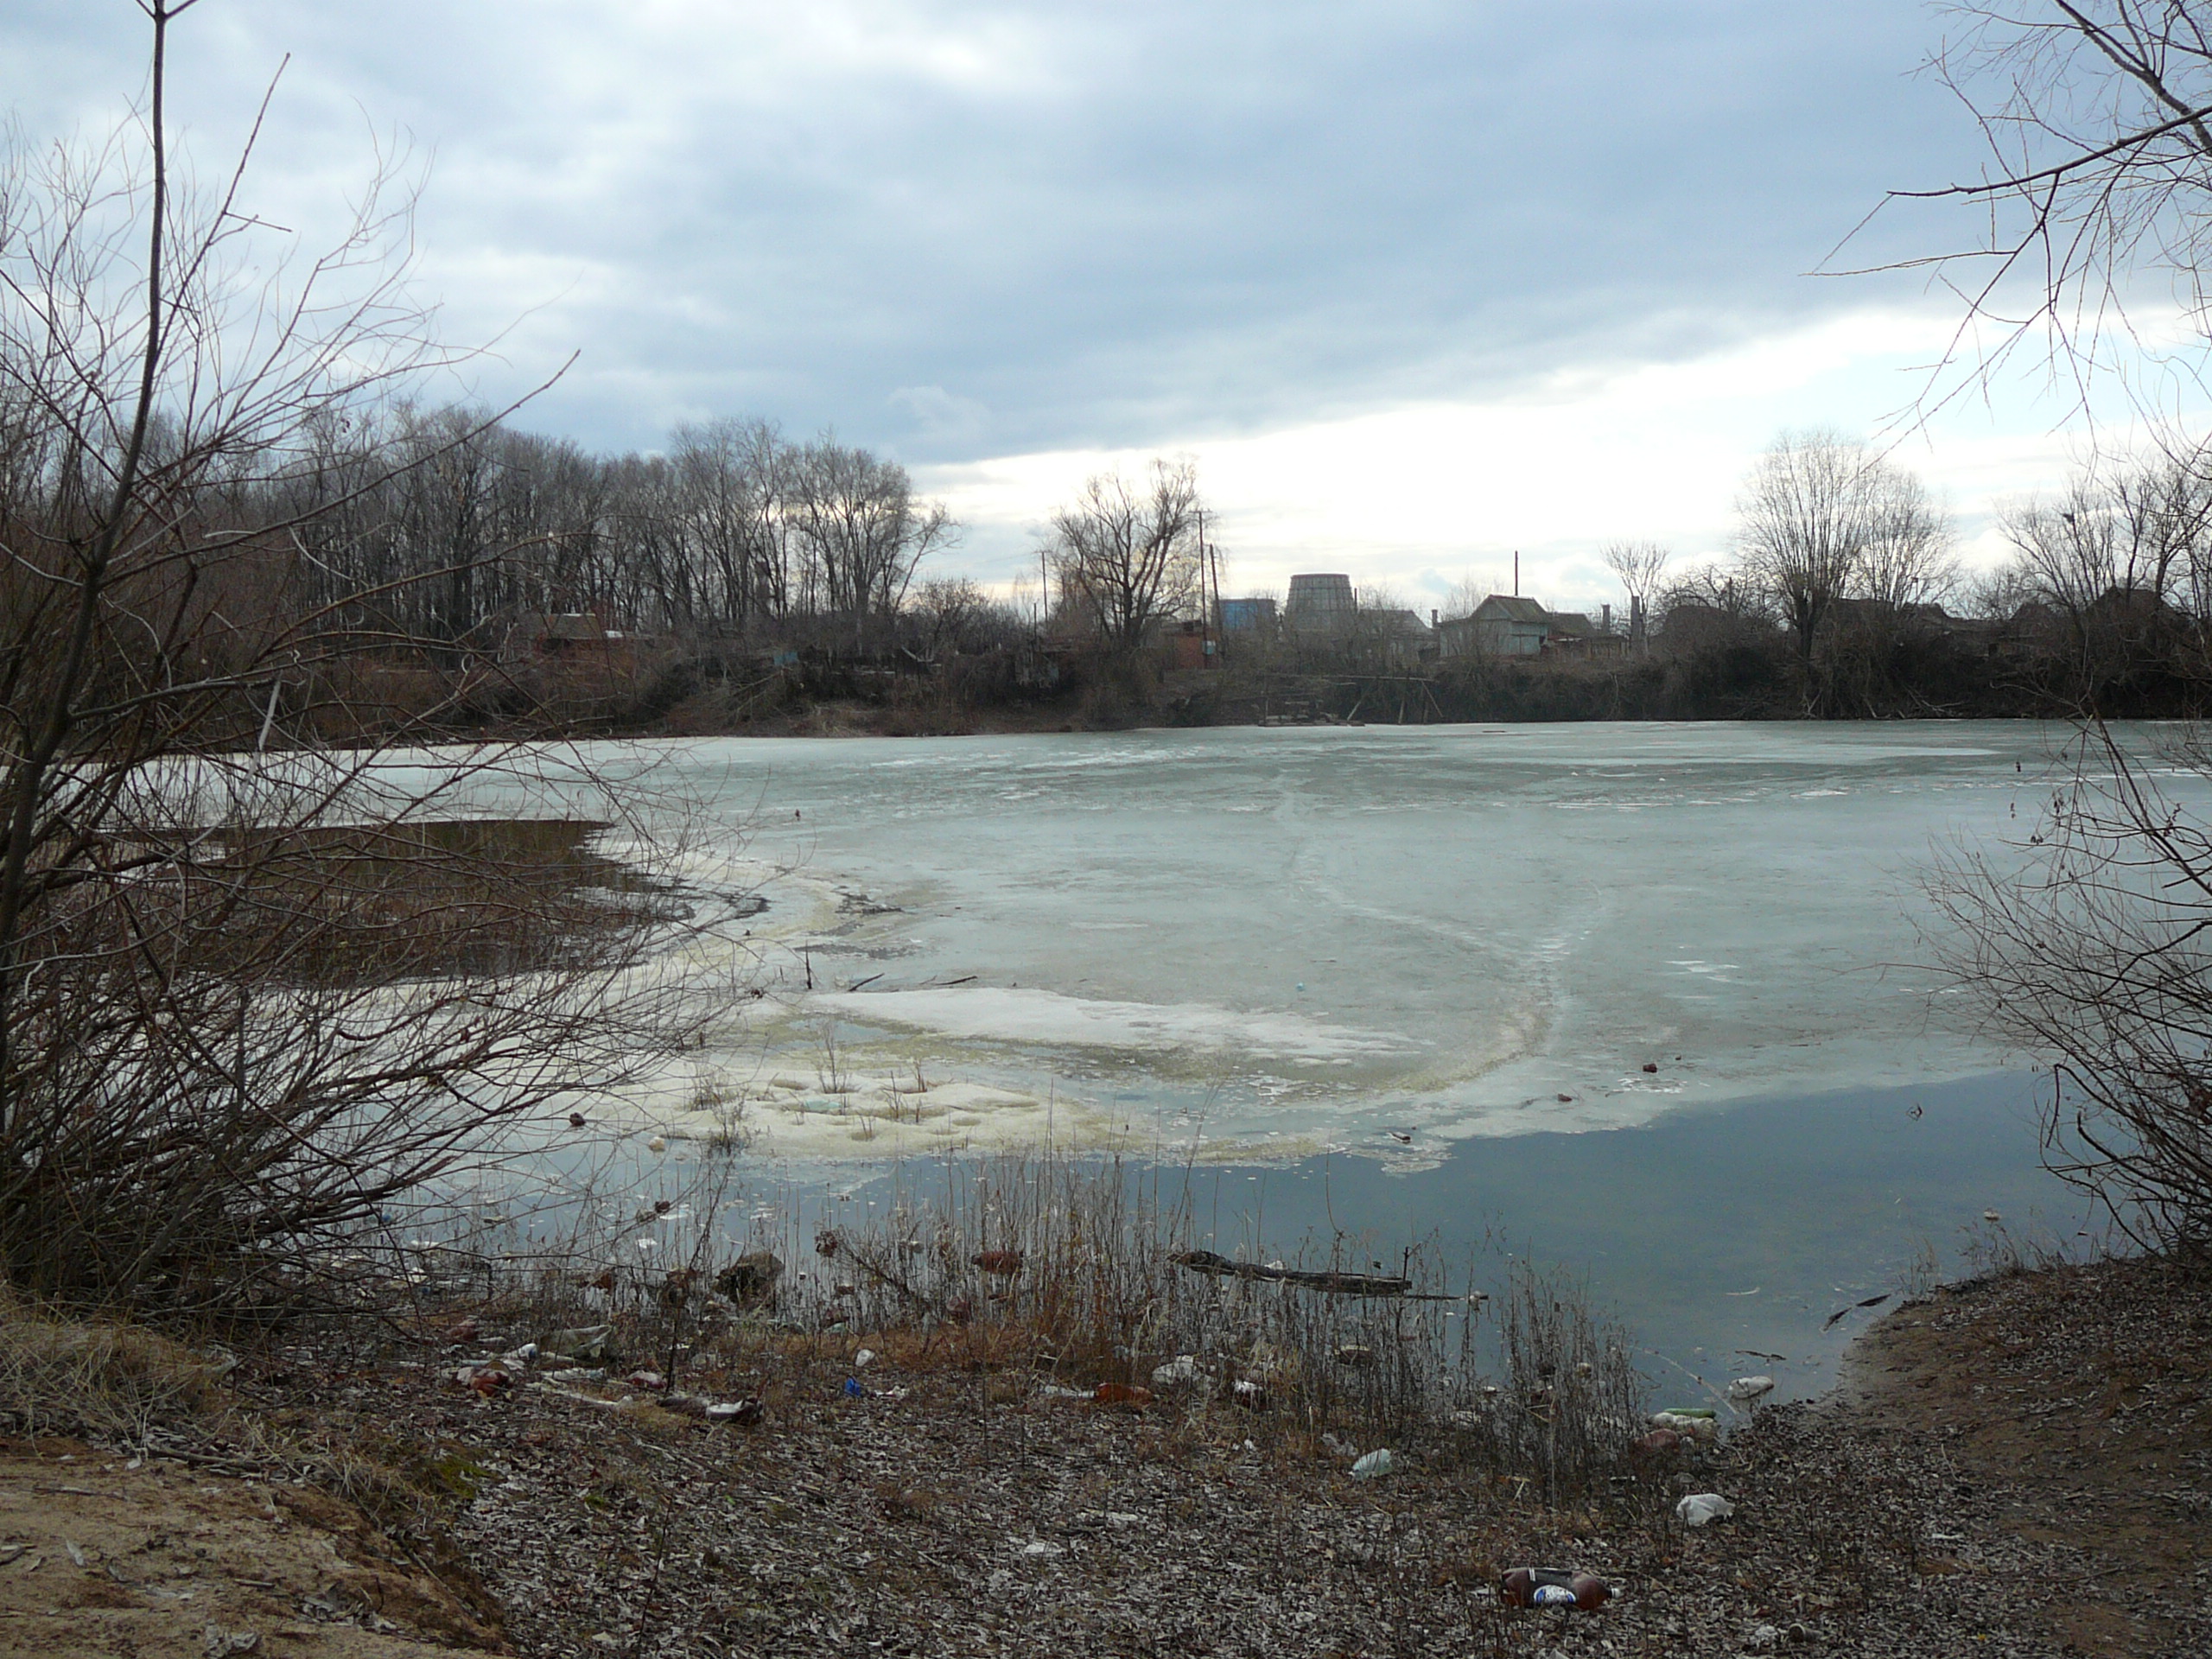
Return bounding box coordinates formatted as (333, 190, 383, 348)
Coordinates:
(439, 1072, 2083, 1402)
(759, 1071, 2086, 1402)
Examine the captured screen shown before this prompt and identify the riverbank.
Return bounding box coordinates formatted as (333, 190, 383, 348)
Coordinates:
(1, 1250, 2202, 1657)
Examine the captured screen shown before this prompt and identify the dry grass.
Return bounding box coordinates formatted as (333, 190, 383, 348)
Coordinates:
(0, 1294, 231, 1441)
(441, 1147, 1650, 1502)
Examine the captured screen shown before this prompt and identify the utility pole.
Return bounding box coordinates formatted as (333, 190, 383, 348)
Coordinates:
(1197, 507, 1214, 669)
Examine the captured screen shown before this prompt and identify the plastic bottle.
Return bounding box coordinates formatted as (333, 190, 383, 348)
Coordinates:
(1500, 1567, 1610, 1609)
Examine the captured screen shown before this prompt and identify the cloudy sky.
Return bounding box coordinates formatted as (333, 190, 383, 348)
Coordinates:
(3, 1, 2190, 611)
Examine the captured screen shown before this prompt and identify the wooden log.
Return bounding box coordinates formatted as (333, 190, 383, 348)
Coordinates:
(1168, 1249, 1413, 1297)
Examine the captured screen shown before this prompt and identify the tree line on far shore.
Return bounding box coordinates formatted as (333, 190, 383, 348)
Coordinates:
(1403, 428, 2212, 725)
(140, 391, 2212, 737)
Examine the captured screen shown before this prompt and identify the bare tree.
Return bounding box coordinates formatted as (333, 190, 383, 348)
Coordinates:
(1994, 448, 2212, 695)
(1734, 430, 1951, 707)
(668, 416, 793, 632)
(1048, 459, 1204, 654)
(1600, 541, 1670, 649)
(2003, 478, 2128, 618)
(787, 438, 952, 654)
(1881, 3, 2212, 416)
(0, 5, 690, 1312)
(907, 575, 1014, 658)
(1857, 468, 1959, 610)
(1924, 726, 2212, 1246)
(1735, 432, 1874, 694)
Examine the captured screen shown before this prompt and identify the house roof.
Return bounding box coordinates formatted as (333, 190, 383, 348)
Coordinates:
(1367, 607, 1433, 637)
(1473, 594, 1548, 623)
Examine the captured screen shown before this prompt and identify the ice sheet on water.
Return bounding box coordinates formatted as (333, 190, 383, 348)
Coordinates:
(528, 721, 2200, 1158)
(808, 987, 1425, 1062)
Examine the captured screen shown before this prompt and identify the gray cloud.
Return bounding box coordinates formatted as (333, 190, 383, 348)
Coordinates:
(1, 2, 1988, 465)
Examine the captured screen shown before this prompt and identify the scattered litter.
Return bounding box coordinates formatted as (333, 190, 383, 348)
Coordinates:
(853, 1348, 875, 1370)
(1151, 1355, 1205, 1388)
(453, 1363, 512, 1397)
(502, 1343, 539, 1364)
(646, 1136, 667, 1153)
(547, 1325, 613, 1361)
(1676, 1491, 1735, 1526)
(1500, 1567, 1611, 1609)
(1727, 1375, 1776, 1403)
(1652, 1409, 1718, 1441)
(1038, 1384, 1093, 1401)
(1630, 1427, 1681, 1458)
(842, 1377, 868, 1398)
(1642, 1061, 1660, 1073)
(1093, 1382, 1152, 1408)
(705, 1398, 763, 1425)
(1018, 1539, 1064, 1558)
(544, 1366, 607, 1384)
(1231, 1378, 1269, 1409)
(61, 1537, 86, 1567)
(623, 1370, 667, 1392)
(1983, 1210, 2001, 1223)
(1320, 1432, 1357, 1459)
(201, 1629, 260, 1656)
(1350, 1448, 1395, 1480)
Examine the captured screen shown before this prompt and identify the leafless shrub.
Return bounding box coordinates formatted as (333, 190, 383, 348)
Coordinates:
(1923, 722, 2212, 1245)
(0, 7, 709, 1319)
(1871, 4, 2212, 421)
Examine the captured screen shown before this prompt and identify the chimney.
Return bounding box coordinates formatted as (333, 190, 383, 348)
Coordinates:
(1601, 602, 1611, 632)
(1430, 607, 1438, 628)
(1513, 551, 1520, 597)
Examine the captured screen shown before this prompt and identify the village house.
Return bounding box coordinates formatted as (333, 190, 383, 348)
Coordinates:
(1436, 594, 1549, 658)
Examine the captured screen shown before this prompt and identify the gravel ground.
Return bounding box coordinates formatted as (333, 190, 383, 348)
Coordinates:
(21, 1252, 2201, 1658)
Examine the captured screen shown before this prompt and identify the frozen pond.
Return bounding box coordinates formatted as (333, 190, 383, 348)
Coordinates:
(588, 720, 2132, 1162)
(429, 720, 2130, 1397)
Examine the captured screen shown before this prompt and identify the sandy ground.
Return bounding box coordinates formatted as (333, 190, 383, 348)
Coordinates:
(0, 1435, 505, 1658)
